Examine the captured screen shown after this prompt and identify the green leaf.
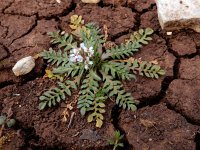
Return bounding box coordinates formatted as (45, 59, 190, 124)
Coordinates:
(96, 118, 103, 128)
(41, 48, 69, 66)
(39, 101, 47, 110)
(145, 28, 154, 35)
(80, 107, 86, 116)
(101, 62, 135, 80)
(78, 70, 100, 115)
(87, 114, 94, 122)
(127, 58, 165, 79)
(6, 119, 16, 128)
(0, 116, 6, 125)
(118, 143, 124, 147)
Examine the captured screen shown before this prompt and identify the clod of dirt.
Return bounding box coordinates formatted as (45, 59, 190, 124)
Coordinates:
(127, 0, 155, 12)
(169, 32, 197, 56)
(140, 8, 160, 31)
(3, 0, 73, 18)
(119, 103, 198, 150)
(0, 45, 8, 61)
(103, 0, 126, 6)
(61, 5, 136, 39)
(0, 78, 115, 149)
(12, 56, 35, 76)
(9, 19, 58, 60)
(1, 130, 25, 150)
(0, 0, 14, 13)
(79, 129, 101, 141)
(165, 79, 200, 124)
(0, 14, 36, 46)
(179, 56, 200, 80)
(164, 54, 200, 126)
(187, 30, 200, 47)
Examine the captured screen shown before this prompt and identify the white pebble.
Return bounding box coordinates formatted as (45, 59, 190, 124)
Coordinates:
(81, 0, 100, 3)
(149, 138, 152, 141)
(56, 0, 61, 3)
(166, 32, 172, 35)
(12, 56, 35, 76)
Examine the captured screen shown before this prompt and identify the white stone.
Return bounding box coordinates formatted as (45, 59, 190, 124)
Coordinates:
(156, 0, 200, 32)
(166, 32, 172, 36)
(81, 0, 100, 3)
(12, 56, 35, 76)
(56, 0, 61, 3)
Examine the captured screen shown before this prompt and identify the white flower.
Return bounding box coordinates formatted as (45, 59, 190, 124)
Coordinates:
(84, 63, 89, 70)
(88, 61, 93, 65)
(86, 56, 90, 61)
(80, 43, 87, 52)
(69, 43, 94, 69)
(69, 54, 76, 62)
(88, 47, 94, 57)
(72, 48, 80, 55)
(76, 55, 83, 62)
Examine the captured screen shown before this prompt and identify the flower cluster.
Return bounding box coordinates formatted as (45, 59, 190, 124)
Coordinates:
(69, 43, 94, 70)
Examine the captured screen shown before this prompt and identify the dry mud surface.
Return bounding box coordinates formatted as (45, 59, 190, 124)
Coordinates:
(0, 0, 200, 150)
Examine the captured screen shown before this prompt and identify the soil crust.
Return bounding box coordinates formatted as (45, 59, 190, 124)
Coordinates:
(0, 0, 200, 149)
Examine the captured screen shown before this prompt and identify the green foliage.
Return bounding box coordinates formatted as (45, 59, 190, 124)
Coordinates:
(101, 61, 135, 80)
(52, 62, 84, 78)
(48, 31, 77, 51)
(101, 28, 153, 60)
(87, 89, 106, 128)
(101, 72, 136, 111)
(39, 15, 165, 128)
(41, 48, 68, 66)
(126, 58, 165, 79)
(108, 130, 124, 150)
(127, 28, 154, 45)
(101, 42, 139, 60)
(0, 115, 15, 128)
(77, 71, 101, 116)
(39, 80, 77, 110)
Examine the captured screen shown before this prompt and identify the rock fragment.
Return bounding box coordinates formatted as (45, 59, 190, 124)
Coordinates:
(81, 0, 100, 3)
(12, 56, 35, 76)
(156, 0, 200, 32)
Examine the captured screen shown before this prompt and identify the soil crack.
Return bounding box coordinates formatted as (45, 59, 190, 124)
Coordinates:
(166, 103, 200, 126)
(111, 105, 132, 150)
(9, 15, 38, 47)
(2, 0, 15, 14)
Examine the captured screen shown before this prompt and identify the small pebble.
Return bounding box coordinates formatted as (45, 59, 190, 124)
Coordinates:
(12, 56, 35, 76)
(13, 94, 21, 96)
(149, 138, 152, 141)
(81, 0, 100, 3)
(166, 32, 172, 35)
(56, 0, 61, 3)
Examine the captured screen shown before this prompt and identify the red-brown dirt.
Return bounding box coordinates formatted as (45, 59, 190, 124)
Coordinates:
(0, 0, 200, 150)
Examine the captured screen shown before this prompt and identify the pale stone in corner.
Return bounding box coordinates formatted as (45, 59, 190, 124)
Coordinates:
(12, 56, 35, 76)
(56, 0, 61, 3)
(82, 0, 100, 3)
(156, 0, 200, 32)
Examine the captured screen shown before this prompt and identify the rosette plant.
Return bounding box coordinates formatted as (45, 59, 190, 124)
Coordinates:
(39, 15, 165, 127)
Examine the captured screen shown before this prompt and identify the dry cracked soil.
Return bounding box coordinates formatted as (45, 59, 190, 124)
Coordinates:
(0, 0, 200, 150)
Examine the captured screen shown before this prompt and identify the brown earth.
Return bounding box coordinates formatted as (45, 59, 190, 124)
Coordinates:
(0, 0, 200, 149)
(119, 104, 198, 150)
(0, 78, 115, 149)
